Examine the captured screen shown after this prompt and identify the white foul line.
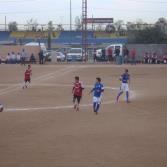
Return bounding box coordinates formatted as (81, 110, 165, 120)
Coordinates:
(5, 90, 136, 112)
(6, 100, 115, 112)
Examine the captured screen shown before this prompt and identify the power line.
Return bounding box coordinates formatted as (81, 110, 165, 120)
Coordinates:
(89, 7, 167, 14)
(0, 9, 67, 15)
(0, 7, 167, 15)
(127, 0, 167, 4)
(0, 0, 37, 3)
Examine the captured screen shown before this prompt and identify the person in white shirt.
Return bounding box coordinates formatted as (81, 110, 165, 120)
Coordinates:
(11, 52, 16, 64)
(9, 53, 13, 64)
(6, 53, 10, 64)
(16, 52, 21, 64)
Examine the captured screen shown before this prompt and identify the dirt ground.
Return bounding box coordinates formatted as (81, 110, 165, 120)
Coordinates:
(0, 64, 167, 167)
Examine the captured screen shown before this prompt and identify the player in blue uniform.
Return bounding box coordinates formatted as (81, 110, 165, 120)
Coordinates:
(90, 77, 104, 114)
(116, 69, 130, 103)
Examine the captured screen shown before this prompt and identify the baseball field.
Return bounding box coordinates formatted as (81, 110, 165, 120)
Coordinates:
(0, 64, 167, 167)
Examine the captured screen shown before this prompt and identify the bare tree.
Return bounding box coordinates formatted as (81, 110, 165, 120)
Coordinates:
(127, 20, 150, 31)
(105, 24, 116, 33)
(47, 21, 55, 50)
(114, 20, 124, 31)
(56, 24, 64, 31)
(127, 22, 136, 31)
(96, 24, 104, 31)
(75, 16, 82, 30)
(135, 19, 148, 30)
(48, 21, 55, 31)
(155, 18, 167, 33)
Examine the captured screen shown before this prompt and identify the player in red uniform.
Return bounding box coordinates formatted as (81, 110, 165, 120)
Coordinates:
(72, 76, 84, 111)
(23, 64, 32, 89)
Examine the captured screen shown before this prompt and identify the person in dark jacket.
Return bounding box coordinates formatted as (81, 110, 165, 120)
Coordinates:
(39, 50, 44, 64)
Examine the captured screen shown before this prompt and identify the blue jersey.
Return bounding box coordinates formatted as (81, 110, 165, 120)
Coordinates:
(121, 73, 130, 83)
(92, 83, 104, 97)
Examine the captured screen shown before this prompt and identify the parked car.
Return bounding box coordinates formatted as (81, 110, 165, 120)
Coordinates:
(44, 51, 65, 62)
(56, 52, 66, 62)
(43, 50, 52, 62)
(67, 48, 83, 61)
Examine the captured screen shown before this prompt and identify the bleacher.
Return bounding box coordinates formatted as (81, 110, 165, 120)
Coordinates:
(94, 31, 127, 38)
(10, 31, 25, 38)
(59, 31, 93, 39)
(25, 32, 46, 38)
(0, 31, 11, 42)
(0, 30, 128, 45)
(51, 31, 61, 38)
(54, 31, 94, 44)
(94, 32, 112, 38)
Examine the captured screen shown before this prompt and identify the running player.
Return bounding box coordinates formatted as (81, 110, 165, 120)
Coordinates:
(72, 76, 84, 111)
(116, 69, 130, 103)
(23, 64, 32, 89)
(90, 77, 104, 115)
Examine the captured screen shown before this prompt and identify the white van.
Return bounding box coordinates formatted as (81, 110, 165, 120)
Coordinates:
(96, 49, 102, 58)
(67, 48, 83, 61)
(96, 44, 123, 61)
(106, 44, 123, 57)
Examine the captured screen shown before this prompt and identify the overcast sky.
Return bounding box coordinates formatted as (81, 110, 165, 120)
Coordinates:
(0, 0, 167, 26)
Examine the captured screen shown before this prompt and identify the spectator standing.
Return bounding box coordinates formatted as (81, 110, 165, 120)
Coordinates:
(21, 49, 26, 65)
(30, 53, 36, 64)
(16, 52, 21, 64)
(108, 47, 113, 63)
(93, 49, 97, 62)
(148, 52, 152, 64)
(163, 53, 167, 64)
(144, 52, 148, 64)
(130, 48, 136, 65)
(152, 52, 157, 64)
(11, 52, 16, 64)
(101, 49, 106, 61)
(39, 50, 44, 64)
(123, 46, 129, 64)
(157, 55, 161, 64)
(115, 46, 120, 64)
(6, 53, 10, 64)
(165, 54, 167, 64)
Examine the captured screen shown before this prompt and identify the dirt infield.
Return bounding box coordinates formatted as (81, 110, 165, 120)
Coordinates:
(0, 64, 167, 167)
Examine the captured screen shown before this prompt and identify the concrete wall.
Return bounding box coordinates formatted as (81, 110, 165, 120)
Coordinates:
(126, 44, 167, 61)
(0, 45, 40, 60)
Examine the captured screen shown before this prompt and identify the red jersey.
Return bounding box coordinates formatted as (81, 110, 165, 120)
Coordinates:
(73, 81, 84, 96)
(108, 48, 112, 56)
(24, 69, 32, 80)
(130, 48, 136, 58)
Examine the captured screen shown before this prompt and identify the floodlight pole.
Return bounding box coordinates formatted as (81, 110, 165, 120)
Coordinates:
(82, 0, 88, 62)
(70, 0, 72, 31)
(5, 16, 7, 31)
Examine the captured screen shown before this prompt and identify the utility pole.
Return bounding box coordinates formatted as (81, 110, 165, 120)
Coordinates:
(5, 16, 7, 31)
(70, 0, 72, 31)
